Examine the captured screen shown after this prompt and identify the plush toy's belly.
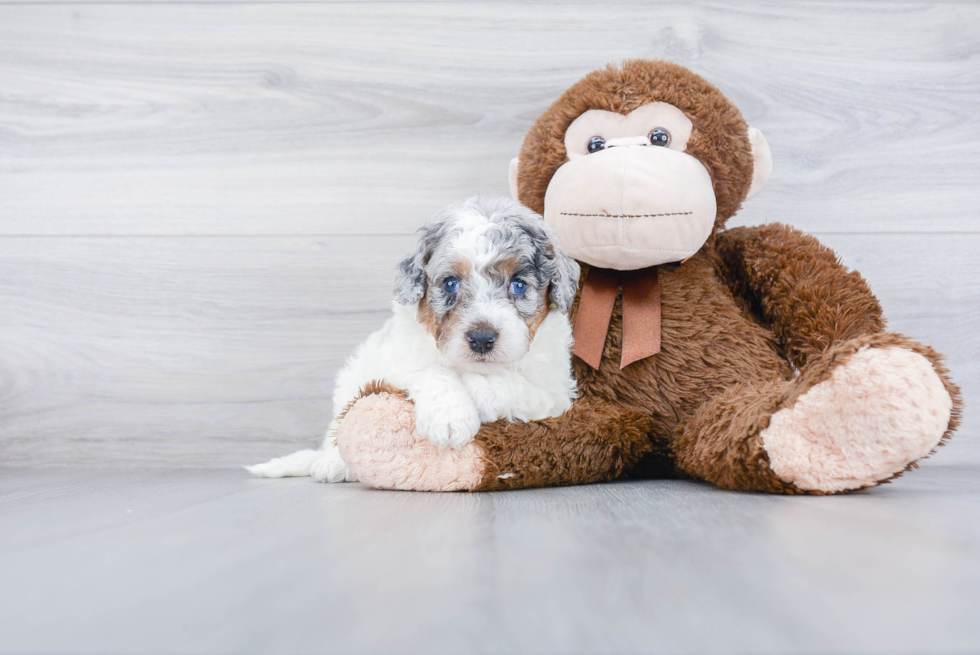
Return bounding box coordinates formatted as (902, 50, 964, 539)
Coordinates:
(573, 256, 792, 440)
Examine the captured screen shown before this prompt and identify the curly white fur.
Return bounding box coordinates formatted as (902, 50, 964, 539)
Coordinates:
(248, 197, 579, 483)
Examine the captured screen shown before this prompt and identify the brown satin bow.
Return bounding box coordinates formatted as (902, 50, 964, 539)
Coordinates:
(571, 266, 662, 370)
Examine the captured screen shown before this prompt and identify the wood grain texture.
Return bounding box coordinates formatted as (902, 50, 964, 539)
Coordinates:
(1, 2, 979, 235)
(0, 235, 411, 466)
(1, 466, 979, 654)
(0, 233, 975, 467)
(0, 1, 976, 467)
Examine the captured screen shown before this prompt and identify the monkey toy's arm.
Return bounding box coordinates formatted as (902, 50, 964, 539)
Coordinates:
(335, 382, 655, 492)
(714, 223, 885, 367)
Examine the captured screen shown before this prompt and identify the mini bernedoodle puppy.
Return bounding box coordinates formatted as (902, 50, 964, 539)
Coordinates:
(248, 196, 580, 483)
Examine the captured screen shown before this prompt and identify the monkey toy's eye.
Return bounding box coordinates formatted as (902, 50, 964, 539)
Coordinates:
(649, 128, 671, 147)
(443, 277, 459, 294)
(510, 279, 527, 295)
(587, 136, 606, 154)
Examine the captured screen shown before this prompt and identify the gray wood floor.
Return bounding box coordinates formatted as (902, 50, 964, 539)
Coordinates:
(2, 465, 979, 654)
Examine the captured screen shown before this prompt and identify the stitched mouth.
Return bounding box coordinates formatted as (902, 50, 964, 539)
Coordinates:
(560, 211, 692, 218)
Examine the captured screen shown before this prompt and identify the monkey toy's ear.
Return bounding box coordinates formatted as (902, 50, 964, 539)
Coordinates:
(508, 157, 521, 201)
(746, 127, 773, 200)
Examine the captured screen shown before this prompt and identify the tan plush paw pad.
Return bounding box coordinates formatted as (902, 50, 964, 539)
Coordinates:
(762, 347, 952, 492)
(336, 393, 486, 492)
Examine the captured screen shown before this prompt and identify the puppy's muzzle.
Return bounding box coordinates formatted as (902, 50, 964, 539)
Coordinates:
(466, 328, 498, 355)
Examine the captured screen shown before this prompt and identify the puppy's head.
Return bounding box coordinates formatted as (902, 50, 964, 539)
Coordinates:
(394, 196, 579, 368)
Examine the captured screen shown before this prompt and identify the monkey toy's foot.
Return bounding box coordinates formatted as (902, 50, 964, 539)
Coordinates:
(336, 385, 486, 492)
(762, 335, 956, 493)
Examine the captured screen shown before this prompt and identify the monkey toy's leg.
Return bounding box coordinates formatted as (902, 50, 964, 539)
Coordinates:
(685, 223, 962, 494)
(336, 384, 654, 492)
(674, 332, 957, 493)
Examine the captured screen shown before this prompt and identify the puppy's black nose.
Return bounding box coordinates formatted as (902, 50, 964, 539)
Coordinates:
(466, 329, 498, 354)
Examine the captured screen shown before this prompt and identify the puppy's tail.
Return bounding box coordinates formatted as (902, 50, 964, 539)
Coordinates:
(245, 449, 323, 478)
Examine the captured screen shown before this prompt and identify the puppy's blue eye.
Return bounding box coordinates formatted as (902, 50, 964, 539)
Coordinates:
(510, 280, 527, 295)
(443, 277, 459, 294)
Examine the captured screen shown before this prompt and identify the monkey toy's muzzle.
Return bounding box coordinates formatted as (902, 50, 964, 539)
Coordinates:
(543, 144, 717, 270)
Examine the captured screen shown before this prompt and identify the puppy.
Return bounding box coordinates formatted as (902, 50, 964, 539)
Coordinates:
(247, 196, 580, 483)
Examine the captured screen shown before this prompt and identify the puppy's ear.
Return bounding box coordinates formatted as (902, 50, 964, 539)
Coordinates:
(547, 248, 580, 313)
(517, 206, 581, 314)
(394, 223, 442, 305)
(394, 247, 425, 305)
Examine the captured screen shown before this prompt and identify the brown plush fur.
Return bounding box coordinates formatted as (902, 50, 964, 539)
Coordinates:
(349, 60, 960, 494)
(715, 224, 887, 369)
(474, 396, 656, 491)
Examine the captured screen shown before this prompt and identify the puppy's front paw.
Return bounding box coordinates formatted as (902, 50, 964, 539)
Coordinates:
(461, 373, 502, 423)
(415, 396, 481, 449)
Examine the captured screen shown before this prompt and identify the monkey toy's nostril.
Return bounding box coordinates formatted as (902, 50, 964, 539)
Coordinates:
(466, 329, 498, 354)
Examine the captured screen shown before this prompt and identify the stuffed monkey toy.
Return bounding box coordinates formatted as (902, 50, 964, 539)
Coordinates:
(336, 60, 960, 494)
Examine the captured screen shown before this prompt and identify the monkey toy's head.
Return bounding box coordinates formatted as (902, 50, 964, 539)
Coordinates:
(509, 59, 772, 271)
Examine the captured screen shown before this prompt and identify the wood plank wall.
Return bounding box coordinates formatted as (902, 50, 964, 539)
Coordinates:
(1, 1, 977, 467)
